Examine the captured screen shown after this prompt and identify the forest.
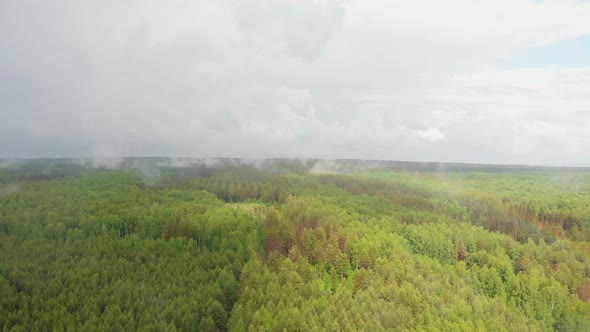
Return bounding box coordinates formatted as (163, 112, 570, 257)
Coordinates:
(1, 158, 589, 331)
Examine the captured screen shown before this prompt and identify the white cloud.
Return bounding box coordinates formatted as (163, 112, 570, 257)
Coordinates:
(1, 0, 590, 164)
(416, 128, 445, 142)
(344, 0, 590, 44)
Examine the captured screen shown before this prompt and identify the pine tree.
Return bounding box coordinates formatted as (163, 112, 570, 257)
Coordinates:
(458, 241, 467, 261)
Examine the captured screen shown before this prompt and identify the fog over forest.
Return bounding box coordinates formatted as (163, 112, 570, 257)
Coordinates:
(2, 2, 590, 331)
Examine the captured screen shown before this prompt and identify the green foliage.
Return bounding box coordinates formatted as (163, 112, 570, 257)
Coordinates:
(1, 162, 590, 330)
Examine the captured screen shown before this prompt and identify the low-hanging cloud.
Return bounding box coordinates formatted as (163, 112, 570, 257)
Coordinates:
(1, 0, 590, 165)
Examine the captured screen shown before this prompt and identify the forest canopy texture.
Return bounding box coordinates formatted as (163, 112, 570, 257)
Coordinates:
(1, 158, 589, 331)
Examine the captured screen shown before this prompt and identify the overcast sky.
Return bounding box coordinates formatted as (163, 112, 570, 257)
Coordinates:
(2, 0, 590, 165)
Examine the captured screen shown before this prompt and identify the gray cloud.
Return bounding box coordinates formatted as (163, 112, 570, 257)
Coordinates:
(2, 0, 590, 164)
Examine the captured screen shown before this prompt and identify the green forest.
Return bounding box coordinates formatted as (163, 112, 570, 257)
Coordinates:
(1, 159, 589, 331)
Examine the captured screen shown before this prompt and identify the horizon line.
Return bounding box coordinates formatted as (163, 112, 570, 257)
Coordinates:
(2, 156, 590, 169)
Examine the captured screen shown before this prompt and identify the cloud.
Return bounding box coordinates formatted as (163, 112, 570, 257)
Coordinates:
(1, 0, 590, 164)
(416, 128, 445, 143)
(345, 0, 590, 44)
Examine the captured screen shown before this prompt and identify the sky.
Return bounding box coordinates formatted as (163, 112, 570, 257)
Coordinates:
(1, 0, 590, 165)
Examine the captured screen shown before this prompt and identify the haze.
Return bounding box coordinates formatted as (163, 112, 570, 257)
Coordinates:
(2, 0, 590, 165)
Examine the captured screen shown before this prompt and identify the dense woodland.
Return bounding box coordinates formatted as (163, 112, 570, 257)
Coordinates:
(1, 159, 589, 331)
